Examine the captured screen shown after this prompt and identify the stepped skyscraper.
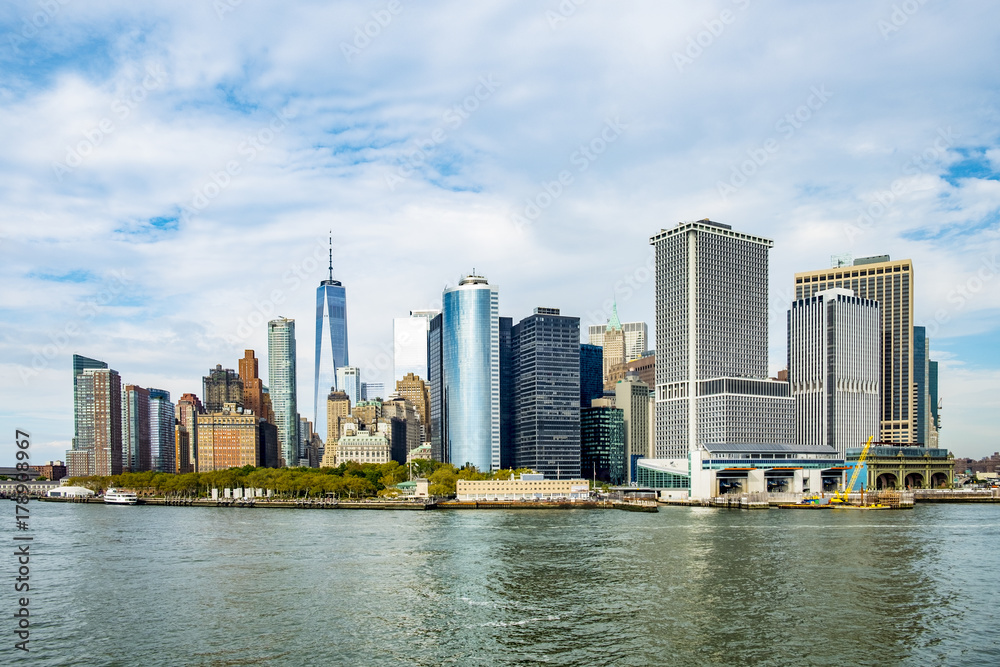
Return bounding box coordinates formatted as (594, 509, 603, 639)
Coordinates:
(314, 236, 349, 442)
(650, 219, 794, 459)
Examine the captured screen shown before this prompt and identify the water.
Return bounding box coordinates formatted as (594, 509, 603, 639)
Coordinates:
(9, 503, 1000, 666)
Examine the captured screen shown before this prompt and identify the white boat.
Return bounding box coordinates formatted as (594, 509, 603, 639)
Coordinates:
(103, 488, 138, 505)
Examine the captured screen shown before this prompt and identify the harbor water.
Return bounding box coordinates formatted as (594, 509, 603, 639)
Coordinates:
(10, 502, 1000, 666)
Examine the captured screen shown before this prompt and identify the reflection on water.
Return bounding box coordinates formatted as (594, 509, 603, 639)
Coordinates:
(14, 503, 1000, 666)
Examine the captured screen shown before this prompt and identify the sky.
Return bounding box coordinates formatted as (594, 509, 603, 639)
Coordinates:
(1, 0, 998, 463)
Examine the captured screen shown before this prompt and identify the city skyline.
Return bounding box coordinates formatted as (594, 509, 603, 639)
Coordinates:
(3, 2, 998, 462)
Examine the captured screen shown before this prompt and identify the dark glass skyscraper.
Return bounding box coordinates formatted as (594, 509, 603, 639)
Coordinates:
(580, 344, 603, 408)
(499, 316, 514, 469)
(512, 307, 580, 478)
(315, 238, 349, 442)
(581, 405, 624, 484)
(914, 325, 928, 444)
(428, 313, 445, 462)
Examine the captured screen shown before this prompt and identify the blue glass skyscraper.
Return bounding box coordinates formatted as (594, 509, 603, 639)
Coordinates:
(314, 237, 349, 441)
(442, 274, 499, 471)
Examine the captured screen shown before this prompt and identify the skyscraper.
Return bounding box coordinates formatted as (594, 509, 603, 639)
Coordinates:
(122, 385, 151, 472)
(325, 390, 352, 447)
(581, 403, 625, 484)
(203, 365, 243, 412)
(70, 367, 122, 477)
(580, 344, 604, 408)
(441, 274, 500, 471)
(393, 310, 438, 385)
(176, 393, 204, 471)
(239, 350, 266, 418)
(361, 382, 385, 401)
(788, 288, 881, 457)
(512, 307, 581, 478)
(149, 388, 175, 473)
(601, 303, 626, 387)
(499, 316, 514, 469)
(428, 313, 445, 462)
(395, 373, 430, 440)
(587, 321, 647, 361)
(794, 255, 915, 443)
(72, 354, 107, 450)
(651, 219, 793, 459)
(336, 366, 362, 407)
(268, 317, 298, 466)
(615, 376, 650, 483)
(315, 237, 349, 441)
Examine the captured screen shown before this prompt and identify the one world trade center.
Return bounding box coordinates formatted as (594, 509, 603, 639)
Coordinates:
(315, 236, 349, 441)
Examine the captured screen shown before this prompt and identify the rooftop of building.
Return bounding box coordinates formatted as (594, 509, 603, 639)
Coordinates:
(702, 443, 840, 456)
(649, 219, 774, 247)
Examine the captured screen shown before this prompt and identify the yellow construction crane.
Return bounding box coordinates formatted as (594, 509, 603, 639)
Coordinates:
(831, 436, 875, 505)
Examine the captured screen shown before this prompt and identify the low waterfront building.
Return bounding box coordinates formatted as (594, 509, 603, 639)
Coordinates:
(1, 479, 60, 497)
(690, 443, 847, 498)
(395, 478, 430, 498)
(849, 444, 954, 489)
(635, 458, 691, 500)
(456, 475, 590, 501)
(336, 428, 391, 466)
(44, 485, 94, 498)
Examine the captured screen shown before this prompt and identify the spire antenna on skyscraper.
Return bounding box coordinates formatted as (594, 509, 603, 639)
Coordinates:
(328, 230, 334, 282)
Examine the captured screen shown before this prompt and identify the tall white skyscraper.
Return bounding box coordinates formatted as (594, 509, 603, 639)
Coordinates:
(393, 310, 438, 384)
(788, 288, 881, 457)
(650, 219, 793, 459)
(587, 321, 647, 360)
(268, 317, 297, 466)
(337, 366, 362, 407)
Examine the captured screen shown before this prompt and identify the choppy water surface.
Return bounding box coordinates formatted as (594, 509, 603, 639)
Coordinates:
(11, 503, 1000, 666)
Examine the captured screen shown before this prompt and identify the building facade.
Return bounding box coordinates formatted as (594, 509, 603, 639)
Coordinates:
(441, 275, 500, 471)
(203, 365, 243, 412)
(267, 317, 298, 466)
(73, 368, 122, 477)
(580, 404, 625, 484)
(456, 476, 590, 501)
(122, 384, 151, 472)
(794, 255, 916, 443)
(176, 393, 203, 472)
(587, 321, 647, 361)
(72, 354, 107, 450)
(788, 288, 881, 457)
(315, 241, 349, 444)
(336, 366, 362, 408)
(615, 377, 650, 483)
(239, 350, 266, 420)
(580, 344, 604, 408)
(336, 427, 391, 466)
(650, 219, 793, 460)
(148, 388, 175, 473)
(393, 310, 437, 385)
(196, 405, 261, 471)
(601, 303, 626, 388)
(396, 373, 431, 440)
(512, 308, 581, 479)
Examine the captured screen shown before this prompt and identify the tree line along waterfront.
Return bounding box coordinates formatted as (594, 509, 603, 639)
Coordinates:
(63, 460, 542, 499)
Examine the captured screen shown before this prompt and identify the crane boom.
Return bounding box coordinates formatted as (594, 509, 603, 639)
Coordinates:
(841, 435, 874, 502)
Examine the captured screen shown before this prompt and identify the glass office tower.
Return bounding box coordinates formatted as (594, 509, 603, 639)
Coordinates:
(148, 388, 175, 473)
(314, 242, 348, 443)
(268, 317, 298, 466)
(442, 275, 499, 472)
